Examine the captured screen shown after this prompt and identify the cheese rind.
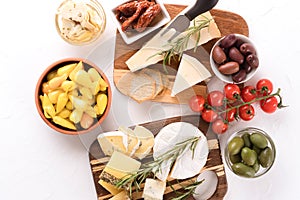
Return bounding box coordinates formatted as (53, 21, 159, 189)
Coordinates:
(153, 122, 209, 181)
(171, 54, 211, 96)
(99, 151, 141, 195)
(142, 178, 166, 200)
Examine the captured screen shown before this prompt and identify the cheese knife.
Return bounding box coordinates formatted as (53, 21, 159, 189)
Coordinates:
(161, 0, 219, 41)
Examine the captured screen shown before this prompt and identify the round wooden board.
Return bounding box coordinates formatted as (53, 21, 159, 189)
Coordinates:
(113, 5, 248, 104)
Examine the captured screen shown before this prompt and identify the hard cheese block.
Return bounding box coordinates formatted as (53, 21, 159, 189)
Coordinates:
(98, 151, 141, 195)
(171, 54, 211, 96)
(125, 11, 221, 72)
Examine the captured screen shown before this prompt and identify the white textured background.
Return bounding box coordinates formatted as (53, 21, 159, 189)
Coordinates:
(0, 0, 299, 199)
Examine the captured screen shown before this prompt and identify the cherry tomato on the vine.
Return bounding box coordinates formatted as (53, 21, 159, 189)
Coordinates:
(239, 104, 255, 121)
(212, 119, 228, 134)
(201, 109, 218, 123)
(189, 95, 206, 112)
(224, 83, 241, 101)
(241, 85, 257, 102)
(221, 107, 237, 122)
(260, 96, 278, 113)
(207, 91, 224, 107)
(256, 79, 273, 96)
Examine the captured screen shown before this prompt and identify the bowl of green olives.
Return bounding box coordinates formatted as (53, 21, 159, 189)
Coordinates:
(225, 127, 276, 178)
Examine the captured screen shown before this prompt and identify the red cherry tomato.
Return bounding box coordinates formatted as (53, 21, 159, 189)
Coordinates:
(224, 83, 241, 101)
(221, 107, 237, 122)
(241, 85, 257, 102)
(189, 95, 206, 112)
(201, 109, 218, 123)
(239, 104, 255, 121)
(212, 119, 228, 134)
(256, 79, 273, 96)
(207, 91, 224, 107)
(260, 96, 278, 113)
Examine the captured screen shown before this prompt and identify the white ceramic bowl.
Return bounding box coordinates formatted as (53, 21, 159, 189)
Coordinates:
(210, 34, 259, 84)
(110, 0, 171, 44)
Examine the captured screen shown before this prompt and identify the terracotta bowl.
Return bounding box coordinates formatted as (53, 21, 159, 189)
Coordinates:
(35, 58, 112, 135)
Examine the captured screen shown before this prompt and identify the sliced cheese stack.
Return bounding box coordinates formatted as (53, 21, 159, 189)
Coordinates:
(98, 151, 141, 195)
(171, 54, 211, 96)
(142, 178, 166, 200)
(97, 125, 154, 159)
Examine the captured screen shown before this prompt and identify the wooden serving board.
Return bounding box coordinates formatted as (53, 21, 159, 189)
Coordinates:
(88, 115, 227, 200)
(113, 4, 249, 104)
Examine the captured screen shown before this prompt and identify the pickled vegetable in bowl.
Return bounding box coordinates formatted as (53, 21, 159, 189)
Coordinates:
(225, 127, 276, 178)
(55, 0, 106, 45)
(35, 58, 112, 135)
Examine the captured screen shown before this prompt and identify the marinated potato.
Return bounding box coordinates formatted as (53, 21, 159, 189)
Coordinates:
(40, 61, 109, 130)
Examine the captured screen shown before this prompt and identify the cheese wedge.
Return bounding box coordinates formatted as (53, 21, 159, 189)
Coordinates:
(109, 191, 130, 200)
(153, 122, 209, 181)
(142, 178, 166, 200)
(99, 151, 141, 195)
(118, 126, 141, 157)
(97, 131, 128, 156)
(171, 54, 211, 96)
(125, 11, 221, 72)
(133, 126, 155, 160)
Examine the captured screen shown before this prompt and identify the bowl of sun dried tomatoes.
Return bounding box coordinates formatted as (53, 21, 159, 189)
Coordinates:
(110, 0, 171, 44)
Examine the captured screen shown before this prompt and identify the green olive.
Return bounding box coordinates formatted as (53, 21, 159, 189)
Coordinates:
(250, 132, 268, 149)
(242, 133, 252, 148)
(232, 162, 256, 177)
(253, 160, 260, 172)
(230, 153, 242, 164)
(259, 147, 274, 168)
(252, 145, 262, 155)
(241, 147, 257, 166)
(228, 136, 244, 155)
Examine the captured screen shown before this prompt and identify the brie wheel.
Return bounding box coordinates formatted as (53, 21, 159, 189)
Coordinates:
(153, 122, 209, 181)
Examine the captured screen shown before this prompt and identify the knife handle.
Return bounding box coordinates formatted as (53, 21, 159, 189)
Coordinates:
(185, 0, 218, 21)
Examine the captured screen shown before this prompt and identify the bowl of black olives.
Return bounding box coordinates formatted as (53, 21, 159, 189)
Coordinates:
(225, 127, 276, 178)
(210, 34, 259, 84)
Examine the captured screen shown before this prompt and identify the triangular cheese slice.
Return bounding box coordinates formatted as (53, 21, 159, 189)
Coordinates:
(97, 131, 128, 156)
(133, 126, 155, 160)
(118, 126, 141, 157)
(171, 54, 211, 96)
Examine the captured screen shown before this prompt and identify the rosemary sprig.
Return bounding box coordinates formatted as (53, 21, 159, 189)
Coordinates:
(115, 136, 201, 197)
(148, 15, 212, 72)
(169, 179, 205, 200)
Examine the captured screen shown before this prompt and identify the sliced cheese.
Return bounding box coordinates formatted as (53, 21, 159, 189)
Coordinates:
(118, 126, 141, 157)
(142, 178, 166, 200)
(153, 122, 209, 181)
(99, 151, 141, 195)
(125, 11, 221, 72)
(109, 191, 130, 200)
(97, 131, 128, 156)
(171, 54, 211, 96)
(133, 126, 155, 160)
